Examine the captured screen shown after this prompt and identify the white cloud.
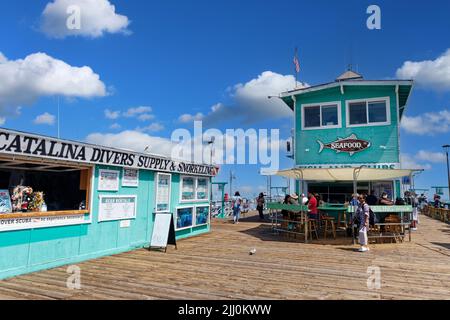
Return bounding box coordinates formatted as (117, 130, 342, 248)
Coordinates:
(109, 123, 121, 130)
(86, 130, 177, 158)
(179, 71, 308, 126)
(0, 117, 5, 126)
(0, 52, 106, 117)
(400, 153, 432, 170)
(33, 112, 56, 125)
(138, 114, 155, 122)
(396, 49, 450, 90)
(415, 150, 446, 163)
(136, 122, 165, 132)
(178, 112, 204, 123)
(123, 106, 152, 118)
(40, 0, 130, 39)
(104, 109, 120, 120)
(401, 110, 450, 135)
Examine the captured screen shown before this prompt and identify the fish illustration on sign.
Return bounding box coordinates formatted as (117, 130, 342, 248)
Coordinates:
(317, 134, 371, 156)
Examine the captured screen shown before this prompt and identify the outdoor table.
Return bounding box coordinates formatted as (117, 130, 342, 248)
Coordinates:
(267, 203, 309, 243)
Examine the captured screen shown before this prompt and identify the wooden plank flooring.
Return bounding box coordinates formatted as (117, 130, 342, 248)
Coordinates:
(0, 213, 449, 300)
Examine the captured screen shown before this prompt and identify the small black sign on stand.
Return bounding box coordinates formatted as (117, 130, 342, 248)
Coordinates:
(149, 213, 177, 252)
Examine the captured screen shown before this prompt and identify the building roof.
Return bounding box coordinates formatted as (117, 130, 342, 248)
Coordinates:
(335, 70, 363, 81)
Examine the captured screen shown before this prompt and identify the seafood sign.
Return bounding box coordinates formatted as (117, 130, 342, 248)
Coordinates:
(317, 134, 371, 156)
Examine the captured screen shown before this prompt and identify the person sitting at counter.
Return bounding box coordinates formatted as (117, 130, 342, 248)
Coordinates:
(378, 192, 394, 206)
(307, 192, 318, 220)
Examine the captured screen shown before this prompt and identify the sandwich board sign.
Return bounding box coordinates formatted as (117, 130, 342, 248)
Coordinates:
(150, 213, 177, 252)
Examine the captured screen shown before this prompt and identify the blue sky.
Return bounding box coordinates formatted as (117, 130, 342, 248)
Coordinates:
(0, 0, 449, 200)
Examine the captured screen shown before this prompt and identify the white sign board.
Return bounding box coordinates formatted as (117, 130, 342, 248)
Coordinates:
(0, 214, 89, 232)
(98, 195, 137, 222)
(0, 128, 215, 176)
(98, 169, 120, 191)
(151, 213, 172, 248)
(122, 169, 139, 187)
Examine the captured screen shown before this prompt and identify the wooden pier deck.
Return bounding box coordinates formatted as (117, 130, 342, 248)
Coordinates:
(0, 213, 449, 300)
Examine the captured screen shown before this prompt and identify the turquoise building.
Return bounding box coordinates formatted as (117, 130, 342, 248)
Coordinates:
(0, 128, 214, 280)
(280, 71, 413, 202)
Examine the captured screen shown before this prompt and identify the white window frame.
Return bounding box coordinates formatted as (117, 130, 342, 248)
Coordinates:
(175, 205, 194, 231)
(301, 101, 342, 130)
(155, 172, 172, 213)
(180, 175, 210, 203)
(175, 205, 210, 231)
(346, 97, 391, 128)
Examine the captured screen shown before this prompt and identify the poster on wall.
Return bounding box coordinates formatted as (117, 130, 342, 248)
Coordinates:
(98, 169, 120, 191)
(122, 168, 139, 187)
(98, 195, 137, 222)
(176, 207, 193, 229)
(195, 206, 209, 226)
(156, 174, 171, 212)
(0, 190, 12, 213)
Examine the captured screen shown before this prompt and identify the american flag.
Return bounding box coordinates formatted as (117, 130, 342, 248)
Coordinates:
(293, 49, 300, 74)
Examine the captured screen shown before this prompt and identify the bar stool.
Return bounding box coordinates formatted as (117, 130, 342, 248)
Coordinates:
(322, 216, 336, 240)
(308, 219, 319, 240)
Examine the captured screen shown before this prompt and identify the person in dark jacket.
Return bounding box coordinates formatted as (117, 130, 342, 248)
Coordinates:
(366, 190, 378, 206)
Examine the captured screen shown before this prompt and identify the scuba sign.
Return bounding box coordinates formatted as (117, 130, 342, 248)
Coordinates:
(317, 134, 371, 156)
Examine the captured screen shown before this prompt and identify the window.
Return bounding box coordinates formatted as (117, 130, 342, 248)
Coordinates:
(176, 207, 193, 229)
(195, 206, 209, 226)
(181, 177, 195, 201)
(180, 176, 210, 202)
(196, 178, 208, 200)
(302, 102, 340, 129)
(155, 173, 171, 212)
(304, 106, 320, 128)
(0, 158, 92, 215)
(347, 98, 390, 127)
(176, 205, 210, 230)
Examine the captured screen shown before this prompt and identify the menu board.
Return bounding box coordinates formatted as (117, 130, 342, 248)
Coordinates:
(123, 168, 139, 187)
(98, 195, 137, 222)
(156, 173, 171, 212)
(98, 169, 120, 191)
(0, 190, 12, 214)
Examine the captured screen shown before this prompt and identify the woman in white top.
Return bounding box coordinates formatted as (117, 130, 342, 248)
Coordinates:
(231, 192, 242, 224)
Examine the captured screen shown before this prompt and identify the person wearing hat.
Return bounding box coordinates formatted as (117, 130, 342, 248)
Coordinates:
(289, 193, 299, 204)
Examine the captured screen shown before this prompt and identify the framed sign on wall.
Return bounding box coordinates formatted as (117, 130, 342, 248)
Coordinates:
(155, 173, 171, 212)
(122, 168, 139, 187)
(98, 195, 137, 222)
(98, 169, 120, 191)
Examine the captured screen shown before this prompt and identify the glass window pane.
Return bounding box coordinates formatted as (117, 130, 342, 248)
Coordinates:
(196, 179, 208, 200)
(368, 101, 387, 123)
(349, 102, 367, 125)
(195, 206, 209, 225)
(321, 105, 338, 126)
(176, 207, 193, 229)
(181, 177, 195, 200)
(304, 106, 320, 128)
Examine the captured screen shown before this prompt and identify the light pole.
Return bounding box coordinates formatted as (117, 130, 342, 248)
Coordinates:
(229, 170, 236, 197)
(443, 144, 450, 201)
(208, 137, 215, 165)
